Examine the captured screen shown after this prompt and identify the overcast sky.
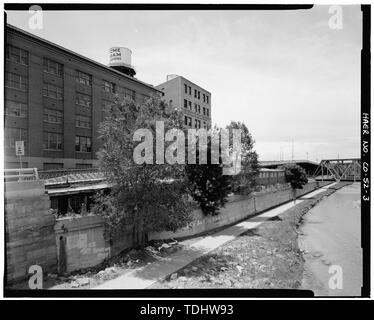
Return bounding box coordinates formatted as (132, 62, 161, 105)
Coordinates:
(7, 6, 362, 161)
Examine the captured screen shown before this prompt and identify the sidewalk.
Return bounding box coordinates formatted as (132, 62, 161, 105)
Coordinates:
(95, 182, 336, 289)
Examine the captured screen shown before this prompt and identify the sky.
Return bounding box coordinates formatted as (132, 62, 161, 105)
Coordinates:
(6, 6, 362, 161)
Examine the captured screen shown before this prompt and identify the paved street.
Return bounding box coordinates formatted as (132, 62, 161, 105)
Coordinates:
(299, 183, 362, 296)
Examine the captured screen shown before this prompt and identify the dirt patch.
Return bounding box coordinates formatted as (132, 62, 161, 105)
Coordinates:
(150, 183, 350, 289)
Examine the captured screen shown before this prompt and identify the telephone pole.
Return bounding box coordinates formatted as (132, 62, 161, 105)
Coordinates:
(291, 140, 294, 161)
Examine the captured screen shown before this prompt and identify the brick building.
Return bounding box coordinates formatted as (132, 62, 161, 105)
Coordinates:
(156, 75, 212, 130)
(4, 24, 161, 170)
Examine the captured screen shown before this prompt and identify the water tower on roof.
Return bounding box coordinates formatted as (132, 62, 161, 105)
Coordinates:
(108, 46, 136, 77)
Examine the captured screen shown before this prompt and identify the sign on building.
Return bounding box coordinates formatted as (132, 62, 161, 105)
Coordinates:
(15, 140, 25, 156)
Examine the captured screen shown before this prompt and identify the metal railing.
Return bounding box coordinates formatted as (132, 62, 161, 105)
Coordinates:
(38, 168, 100, 180)
(38, 168, 106, 187)
(4, 168, 39, 182)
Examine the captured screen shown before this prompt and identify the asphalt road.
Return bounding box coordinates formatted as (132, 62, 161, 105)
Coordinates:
(299, 183, 362, 296)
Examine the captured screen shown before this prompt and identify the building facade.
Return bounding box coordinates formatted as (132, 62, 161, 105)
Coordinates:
(156, 75, 212, 130)
(4, 24, 161, 170)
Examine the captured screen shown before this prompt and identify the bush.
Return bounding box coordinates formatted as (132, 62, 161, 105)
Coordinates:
(283, 164, 308, 189)
(186, 127, 232, 216)
(94, 95, 193, 247)
(226, 121, 259, 195)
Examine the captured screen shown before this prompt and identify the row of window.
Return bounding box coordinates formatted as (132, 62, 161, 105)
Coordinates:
(184, 83, 209, 103)
(5, 98, 92, 129)
(184, 116, 207, 129)
(43, 134, 92, 152)
(43, 133, 92, 152)
(6, 45, 28, 65)
(4, 100, 27, 118)
(6, 45, 132, 95)
(43, 109, 91, 128)
(258, 171, 285, 178)
(4, 127, 92, 153)
(43, 83, 63, 100)
(5, 72, 28, 91)
(183, 99, 210, 117)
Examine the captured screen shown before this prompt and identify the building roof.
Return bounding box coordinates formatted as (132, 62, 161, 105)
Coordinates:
(6, 24, 162, 93)
(46, 182, 112, 196)
(156, 75, 212, 95)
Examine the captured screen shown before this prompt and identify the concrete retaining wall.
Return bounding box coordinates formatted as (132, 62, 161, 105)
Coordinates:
(54, 215, 111, 273)
(149, 181, 331, 240)
(5, 180, 57, 283)
(5, 180, 330, 277)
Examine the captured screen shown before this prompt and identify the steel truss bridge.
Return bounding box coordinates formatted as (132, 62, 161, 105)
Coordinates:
(313, 158, 361, 182)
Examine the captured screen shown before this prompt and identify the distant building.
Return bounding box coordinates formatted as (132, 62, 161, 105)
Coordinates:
(156, 75, 212, 129)
(4, 24, 161, 170)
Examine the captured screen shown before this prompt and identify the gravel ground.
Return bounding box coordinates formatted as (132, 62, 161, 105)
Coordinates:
(150, 183, 349, 289)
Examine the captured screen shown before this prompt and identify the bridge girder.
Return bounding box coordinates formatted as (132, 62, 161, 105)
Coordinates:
(313, 158, 361, 182)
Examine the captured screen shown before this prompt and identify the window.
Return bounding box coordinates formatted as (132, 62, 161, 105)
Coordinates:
(75, 136, 92, 152)
(6, 45, 28, 65)
(198, 105, 201, 113)
(184, 99, 188, 108)
(43, 58, 63, 76)
(188, 101, 192, 110)
(206, 96, 209, 104)
(198, 91, 200, 100)
(194, 89, 197, 98)
(43, 132, 63, 150)
(5, 100, 27, 118)
(207, 109, 210, 117)
(75, 70, 92, 86)
(184, 116, 192, 127)
(43, 83, 63, 100)
(203, 107, 206, 116)
(103, 80, 115, 93)
(102, 100, 113, 111)
(5, 72, 28, 91)
(189, 86, 191, 95)
(203, 121, 207, 129)
(184, 84, 187, 94)
(194, 103, 197, 112)
(43, 163, 63, 171)
(75, 92, 92, 108)
(123, 87, 135, 100)
(43, 108, 63, 124)
(203, 94, 206, 102)
(76, 115, 91, 129)
(5, 128, 27, 148)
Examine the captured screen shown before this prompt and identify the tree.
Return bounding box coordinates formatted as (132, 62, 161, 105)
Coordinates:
(282, 164, 308, 203)
(226, 121, 259, 195)
(186, 126, 232, 216)
(94, 95, 193, 247)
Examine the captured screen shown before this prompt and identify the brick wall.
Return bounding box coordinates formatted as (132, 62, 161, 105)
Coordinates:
(5, 180, 57, 283)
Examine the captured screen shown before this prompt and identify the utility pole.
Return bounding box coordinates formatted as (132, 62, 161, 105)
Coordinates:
(291, 140, 294, 161)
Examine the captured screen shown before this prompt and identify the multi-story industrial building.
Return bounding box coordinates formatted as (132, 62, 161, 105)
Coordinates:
(4, 24, 161, 170)
(156, 75, 212, 130)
